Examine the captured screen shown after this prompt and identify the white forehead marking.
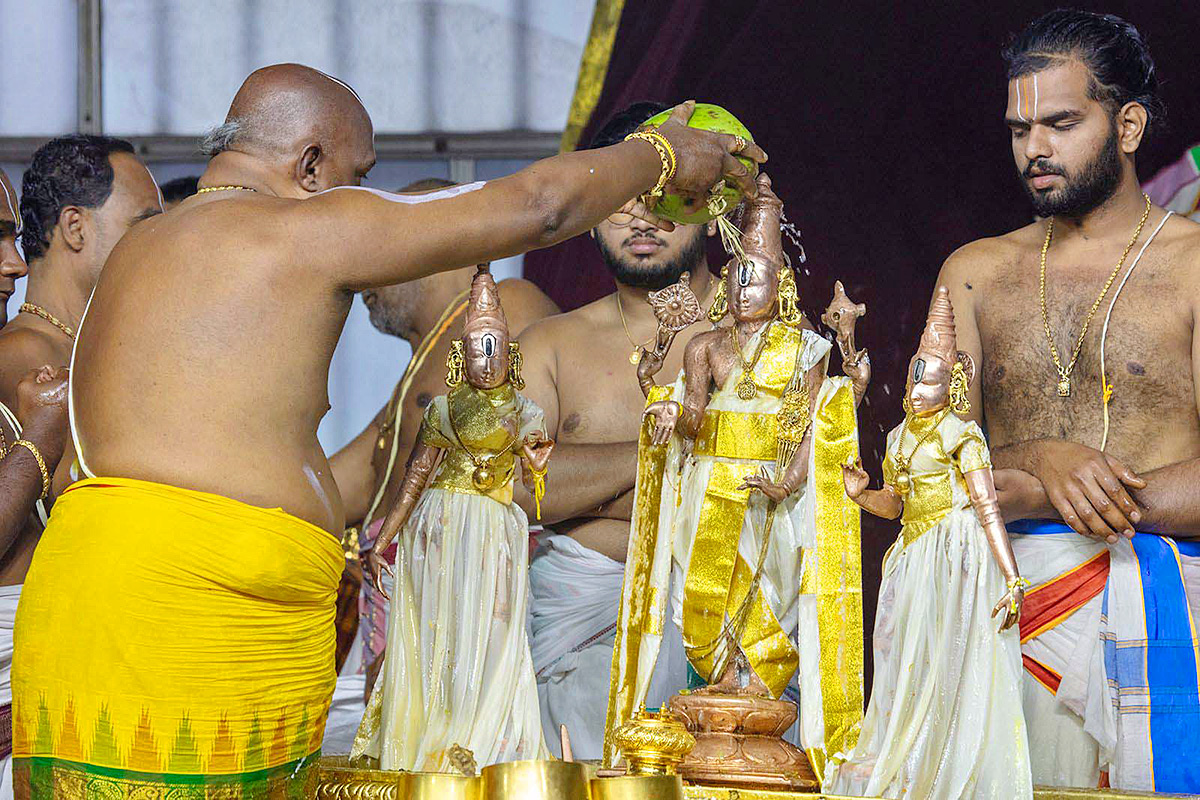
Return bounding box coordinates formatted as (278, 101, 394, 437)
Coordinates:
(1032, 73, 1039, 121)
(1, 176, 20, 236)
(1015, 79, 1026, 124)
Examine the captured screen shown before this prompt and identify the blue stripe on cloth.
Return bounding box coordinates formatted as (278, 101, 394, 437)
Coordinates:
(1130, 534, 1200, 792)
(1007, 519, 1200, 557)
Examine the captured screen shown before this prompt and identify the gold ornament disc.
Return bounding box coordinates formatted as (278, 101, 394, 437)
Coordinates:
(736, 373, 758, 401)
(895, 471, 912, 495)
(630, 348, 641, 365)
(472, 463, 495, 491)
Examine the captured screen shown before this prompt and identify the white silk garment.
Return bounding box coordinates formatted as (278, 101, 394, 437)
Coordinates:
(825, 413, 1031, 800)
(352, 388, 547, 770)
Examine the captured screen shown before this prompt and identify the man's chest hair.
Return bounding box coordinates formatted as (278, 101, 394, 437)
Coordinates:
(977, 252, 1195, 444)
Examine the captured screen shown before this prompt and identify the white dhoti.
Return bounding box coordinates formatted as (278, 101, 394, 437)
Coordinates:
(528, 533, 687, 759)
(0, 584, 20, 800)
(354, 487, 546, 770)
(1011, 522, 1200, 793)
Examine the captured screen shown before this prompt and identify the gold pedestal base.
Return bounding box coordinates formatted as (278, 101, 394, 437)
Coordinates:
(667, 690, 818, 793)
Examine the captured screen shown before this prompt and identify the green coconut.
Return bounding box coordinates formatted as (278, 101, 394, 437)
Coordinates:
(642, 103, 757, 225)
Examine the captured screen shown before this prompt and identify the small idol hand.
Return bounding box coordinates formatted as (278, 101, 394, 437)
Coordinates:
(739, 474, 790, 503)
(842, 348, 870, 383)
(644, 400, 680, 445)
(364, 540, 395, 600)
(992, 583, 1025, 631)
(842, 457, 869, 499)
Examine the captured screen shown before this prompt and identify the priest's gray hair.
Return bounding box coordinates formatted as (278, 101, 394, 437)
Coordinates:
(199, 119, 247, 157)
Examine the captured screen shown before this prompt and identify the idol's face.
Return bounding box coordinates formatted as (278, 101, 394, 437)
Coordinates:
(729, 258, 777, 324)
(0, 169, 28, 328)
(592, 212, 710, 291)
(463, 327, 510, 389)
(905, 355, 950, 416)
(1005, 60, 1124, 218)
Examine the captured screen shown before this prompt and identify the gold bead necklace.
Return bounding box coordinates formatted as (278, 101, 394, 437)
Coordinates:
(730, 320, 773, 400)
(891, 408, 949, 495)
(195, 185, 258, 195)
(20, 302, 76, 339)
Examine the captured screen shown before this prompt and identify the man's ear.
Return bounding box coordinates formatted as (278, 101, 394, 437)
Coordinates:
(295, 144, 323, 193)
(1117, 101, 1148, 154)
(58, 206, 86, 253)
(706, 219, 718, 237)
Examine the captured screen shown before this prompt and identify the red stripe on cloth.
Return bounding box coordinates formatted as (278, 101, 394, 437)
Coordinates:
(1020, 550, 1110, 644)
(1023, 654, 1062, 694)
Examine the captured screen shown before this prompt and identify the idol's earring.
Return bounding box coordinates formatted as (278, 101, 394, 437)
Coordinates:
(949, 361, 971, 416)
(508, 342, 525, 390)
(777, 265, 802, 326)
(708, 266, 729, 323)
(445, 340, 465, 387)
(902, 395, 912, 415)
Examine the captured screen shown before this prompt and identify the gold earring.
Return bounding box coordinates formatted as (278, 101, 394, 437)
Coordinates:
(708, 266, 729, 323)
(508, 342, 525, 390)
(445, 340, 465, 387)
(777, 267, 802, 326)
(949, 361, 971, 415)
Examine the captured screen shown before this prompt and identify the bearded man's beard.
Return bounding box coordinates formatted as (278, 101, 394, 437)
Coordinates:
(595, 229, 708, 290)
(1022, 123, 1122, 219)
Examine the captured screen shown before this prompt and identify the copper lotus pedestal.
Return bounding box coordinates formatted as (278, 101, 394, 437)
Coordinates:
(667, 687, 818, 793)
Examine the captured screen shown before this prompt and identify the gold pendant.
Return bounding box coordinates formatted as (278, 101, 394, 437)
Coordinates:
(471, 463, 496, 492)
(629, 348, 641, 365)
(1057, 377, 1071, 397)
(895, 471, 912, 495)
(736, 373, 757, 401)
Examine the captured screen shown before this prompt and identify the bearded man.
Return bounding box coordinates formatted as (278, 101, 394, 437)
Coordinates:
(516, 102, 723, 759)
(937, 10, 1200, 793)
(9, 63, 763, 796)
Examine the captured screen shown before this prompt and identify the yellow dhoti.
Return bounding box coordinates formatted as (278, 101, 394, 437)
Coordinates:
(11, 477, 343, 798)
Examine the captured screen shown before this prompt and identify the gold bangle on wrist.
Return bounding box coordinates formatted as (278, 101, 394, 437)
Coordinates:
(624, 130, 677, 201)
(1006, 576, 1031, 615)
(11, 439, 50, 500)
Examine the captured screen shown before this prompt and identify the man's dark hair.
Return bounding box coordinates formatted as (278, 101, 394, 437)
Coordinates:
(1002, 9, 1162, 132)
(160, 175, 199, 204)
(19, 134, 136, 262)
(586, 101, 671, 150)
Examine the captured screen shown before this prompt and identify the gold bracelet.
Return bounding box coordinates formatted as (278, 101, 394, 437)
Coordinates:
(11, 439, 50, 500)
(625, 130, 677, 200)
(526, 463, 548, 522)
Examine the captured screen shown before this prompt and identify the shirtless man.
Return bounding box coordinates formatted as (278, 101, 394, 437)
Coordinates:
(516, 102, 723, 759)
(0, 135, 162, 558)
(11, 64, 763, 795)
(936, 10, 1200, 793)
(323, 177, 559, 752)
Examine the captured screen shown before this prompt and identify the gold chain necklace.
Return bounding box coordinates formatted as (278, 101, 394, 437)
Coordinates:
(614, 292, 655, 365)
(20, 302, 76, 339)
(1039, 193, 1151, 397)
(730, 321, 773, 400)
(445, 399, 519, 493)
(891, 408, 949, 495)
(195, 185, 258, 195)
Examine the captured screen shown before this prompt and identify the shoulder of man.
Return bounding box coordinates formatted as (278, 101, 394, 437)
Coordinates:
(0, 327, 60, 405)
(938, 227, 1033, 285)
(516, 290, 610, 350)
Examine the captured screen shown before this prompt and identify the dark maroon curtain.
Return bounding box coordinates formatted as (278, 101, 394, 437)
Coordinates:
(526, 0, 1200, 682)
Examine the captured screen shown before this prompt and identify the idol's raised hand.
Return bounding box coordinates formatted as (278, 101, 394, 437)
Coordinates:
(644, 400, 680, 446)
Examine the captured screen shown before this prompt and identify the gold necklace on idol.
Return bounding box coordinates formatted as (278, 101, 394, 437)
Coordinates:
(730, 320, 773, 400)
(890, 407, 949, 496)
(615, 292, 656, 365)
(19, 303, 76, 340)
(445, 397, 519, 493)
(1039, 193, 1151, 398)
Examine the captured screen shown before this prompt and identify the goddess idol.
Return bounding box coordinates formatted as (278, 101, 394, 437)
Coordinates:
(604, 173, 869, 787)
(824, 287, 1032, 799)
(353, 265, 554, 771)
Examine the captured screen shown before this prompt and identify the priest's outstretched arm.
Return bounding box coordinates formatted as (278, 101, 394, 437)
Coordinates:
(0, 367, 68, 557)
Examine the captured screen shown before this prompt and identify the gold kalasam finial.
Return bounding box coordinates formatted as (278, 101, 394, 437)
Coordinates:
(613, 709, 696, 776)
